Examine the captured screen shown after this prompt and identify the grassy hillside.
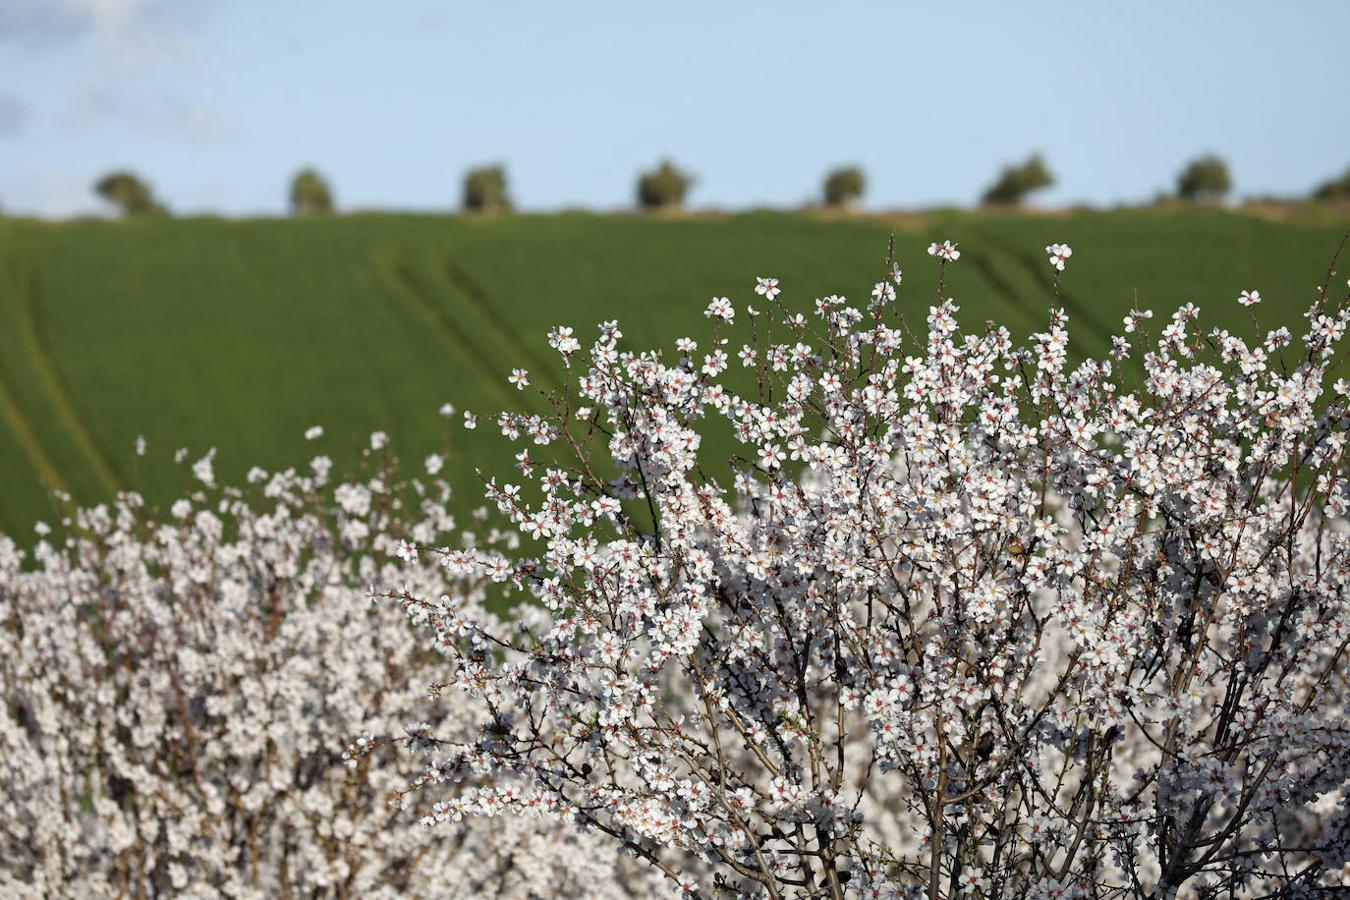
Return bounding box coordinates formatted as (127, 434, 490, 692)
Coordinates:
(0, 208, 1345, 535)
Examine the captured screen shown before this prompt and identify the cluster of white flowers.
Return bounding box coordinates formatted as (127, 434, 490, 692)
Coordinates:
(927, 240, 961, 261)
(0, 449, 659, 898)
(378, 240, 1350, 898)
(1045, 242, 1072, 271)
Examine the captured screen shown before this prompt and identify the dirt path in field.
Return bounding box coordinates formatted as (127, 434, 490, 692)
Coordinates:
(17, 269, 125, 494)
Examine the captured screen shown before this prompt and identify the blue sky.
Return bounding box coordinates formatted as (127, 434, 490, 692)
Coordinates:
(1, 0, 1347, 217)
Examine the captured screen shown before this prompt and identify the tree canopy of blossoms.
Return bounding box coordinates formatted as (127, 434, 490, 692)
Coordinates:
(374, 236, 1350, 898)
(0, 449, 660, 898)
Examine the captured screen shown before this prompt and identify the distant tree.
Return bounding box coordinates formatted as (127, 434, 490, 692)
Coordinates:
(980, 154, 1054, 206)
(463, 165, 511, 213)
(822, 166, 865, 207)
(1312, 165, 1350, 201)
(636, 159, 692, 210)
(289, 168, 334, 215)
(94, 171, 166, 217)
(1176, 155, 1232, 202)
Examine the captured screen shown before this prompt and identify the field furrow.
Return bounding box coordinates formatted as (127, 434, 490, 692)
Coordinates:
(0, 210, 1343, 533)
(0, 365, 68, 497)
(374, 253, 524, 412)
(18, 270, 126, 494)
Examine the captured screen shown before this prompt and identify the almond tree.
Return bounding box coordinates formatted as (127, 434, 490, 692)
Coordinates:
(380, 235, 1350, 898)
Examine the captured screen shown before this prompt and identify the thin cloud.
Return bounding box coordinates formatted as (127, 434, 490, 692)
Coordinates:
(0, 94, 29, 137)
(0, 0, 203, 70)
(0, 1, 224, 145)
(65, 86, 225, 145)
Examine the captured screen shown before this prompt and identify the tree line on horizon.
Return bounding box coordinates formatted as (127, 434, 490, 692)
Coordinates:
(81, 154, 1350, 219)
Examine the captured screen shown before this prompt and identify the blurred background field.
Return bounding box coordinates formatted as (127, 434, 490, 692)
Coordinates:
(0, 207, 1346, 535)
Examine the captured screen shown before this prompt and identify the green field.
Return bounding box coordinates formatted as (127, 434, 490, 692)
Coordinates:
(0, 208, 1346, 535)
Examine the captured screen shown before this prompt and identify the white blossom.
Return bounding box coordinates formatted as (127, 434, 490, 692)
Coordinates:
(0, 458, 652, 898)
(1045, 242, 1072, 271)
(927, 239, 961, 261)
(388, 238, 1350, 899)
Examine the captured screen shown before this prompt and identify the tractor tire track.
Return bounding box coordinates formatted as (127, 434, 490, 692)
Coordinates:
(0, 250, 68, 492)
(0, 364, 70, 494)
(974, 230, 1118, 350)
(374, 254, 523, 412)
(964, 248, 1049, 330)
(19, 268, 125, 494)
(441, 259, 563, 395)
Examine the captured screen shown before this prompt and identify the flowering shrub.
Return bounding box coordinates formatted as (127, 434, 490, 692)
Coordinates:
(0, 449, 656, 898)
(379, 238, 1350, 897)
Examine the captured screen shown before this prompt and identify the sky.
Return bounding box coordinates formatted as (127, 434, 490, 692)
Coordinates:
(1, 0, 1348, 218)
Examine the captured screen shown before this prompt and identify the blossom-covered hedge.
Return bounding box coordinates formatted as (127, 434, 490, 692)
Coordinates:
(0, 453, 659, 898)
